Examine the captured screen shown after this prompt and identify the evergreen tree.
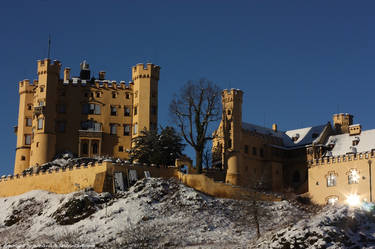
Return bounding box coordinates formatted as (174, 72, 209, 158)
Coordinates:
(129, 126, 185, 166)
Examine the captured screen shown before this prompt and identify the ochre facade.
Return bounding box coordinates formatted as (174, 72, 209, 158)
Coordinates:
(14, 59, 160, 174)
(213, 89, 375, 205)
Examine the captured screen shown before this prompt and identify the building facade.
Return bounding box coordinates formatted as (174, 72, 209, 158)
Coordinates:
(14, 58, 160, 174)
(212, 89, 375, 204)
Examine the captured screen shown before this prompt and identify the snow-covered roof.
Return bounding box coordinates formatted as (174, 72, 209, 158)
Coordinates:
(242, 122, 327, 148)
(326, 129, 375, 156)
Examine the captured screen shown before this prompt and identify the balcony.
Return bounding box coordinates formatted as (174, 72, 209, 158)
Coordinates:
(33, 106, 46, 116)
(78, 129, 103, 138)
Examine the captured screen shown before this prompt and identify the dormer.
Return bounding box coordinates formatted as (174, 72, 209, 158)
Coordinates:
(349, 124, 361, 136)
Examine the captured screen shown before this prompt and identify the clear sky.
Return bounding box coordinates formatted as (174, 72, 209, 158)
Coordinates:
(1, 0, 375, 174)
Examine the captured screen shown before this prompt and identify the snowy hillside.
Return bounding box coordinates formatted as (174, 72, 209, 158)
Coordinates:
(0, 178, 374, 249)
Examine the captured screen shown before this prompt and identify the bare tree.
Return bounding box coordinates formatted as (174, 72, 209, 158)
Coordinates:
(169, 79, 221, 173)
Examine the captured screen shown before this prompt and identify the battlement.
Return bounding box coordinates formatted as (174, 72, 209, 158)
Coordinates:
(222, 88, 243, 104)
(62, 78, 133, 90)
(18, 79, 36, 93)
(308, 151, 374, 167)
(37, 58, 61, 74)
(132, 63, 160, 81)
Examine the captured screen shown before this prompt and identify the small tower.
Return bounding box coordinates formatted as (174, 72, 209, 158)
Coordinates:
(222, 89, 243, 185)
(14, 79, 34, 174)
(131, 63, 160, 137)
(29, 58, 61, 167)
(333, 113, 353, 134)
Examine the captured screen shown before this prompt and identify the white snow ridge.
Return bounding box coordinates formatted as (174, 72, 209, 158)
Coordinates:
(0, 178, 374, 248)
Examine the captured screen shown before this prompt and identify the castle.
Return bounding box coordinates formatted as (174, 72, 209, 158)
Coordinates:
(212, 89, 375, 205)
(14, 58, 159, 174)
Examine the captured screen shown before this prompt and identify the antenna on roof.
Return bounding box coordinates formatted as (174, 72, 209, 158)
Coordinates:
(47, 34, 51, 59)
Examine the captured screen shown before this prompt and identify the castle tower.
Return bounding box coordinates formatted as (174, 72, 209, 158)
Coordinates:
(131, 63, 160, 137)
(29, 59, 61, 167)
(222, 89, 243, 185)
(333, 113, 353, 134)
(14, 80, 34, 174)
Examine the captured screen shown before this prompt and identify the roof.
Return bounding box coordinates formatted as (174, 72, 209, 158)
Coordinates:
(241, 122, 327, 148)
(326, 129, 375, 156)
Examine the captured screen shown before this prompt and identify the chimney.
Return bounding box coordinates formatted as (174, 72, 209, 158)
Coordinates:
(99, 71, 106, 80)
(272, 123, 277, 132)
(64, 68, 71, 82)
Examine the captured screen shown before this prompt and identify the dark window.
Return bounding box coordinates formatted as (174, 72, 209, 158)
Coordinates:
(119, 146, 124, 152)
(28, 105, 32, 110)
(244, 145, 249, 154)
(111, 106, 117, 116)
(228, 139, 232, 148)
(82, 143, 88, 155)
(227, 110, 231, 115)
(252, 147, 257, 156)
(112, 92, 117, 98)
(26, 118, 32, 127)
(96, 92, 101, 98)
(81, 120, 101, 131)
(110, 124, 117, 135)
(21, 156, 26, 161)
(134, 106, 138, 115)
(57, 104, 66, 114)
(126, 93, 130, 99)
(260, 148, 264, 157)
(92, 143, 98, 154)
(40, 87, 44, 92)
(124, 125, 130, 136)
(57, 121, 66, 132)
(124, 106, 131, 116)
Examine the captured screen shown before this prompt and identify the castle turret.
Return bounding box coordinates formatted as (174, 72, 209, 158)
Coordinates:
(333, 113, 353, 134)
(29, 59, 61, 167)
(222, 89, 243, 185)
(131, 63, 160, 137)
(14, 79, 34, 174)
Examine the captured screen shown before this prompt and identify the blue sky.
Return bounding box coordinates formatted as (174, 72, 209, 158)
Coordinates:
(1, 1, 375, 174)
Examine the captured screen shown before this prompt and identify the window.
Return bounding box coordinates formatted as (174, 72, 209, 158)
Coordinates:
(134, 106, 138, 115)
(57, 121, 66, 132)
(81, 120, 102, 131)
(57, 104, 66, 114)
(327, 196, 338, 205)
(25, 134, 31, 145)
(244, 145, 249, 154)
(38, 101, 45, 106)
(92, 143, 98, 154)
(348, 169, 359, 184)
(40, 87, 44, 92)
(124, 106, 131, 116)
(227, 110, 231, 115)
(110, 124, 117, 135)
(21, 156, 26, 161)
(82, 143, 88, 155)
(124, 124, 130, 136)
(125, 93, 130, 99)
(133, 123, 138, 135)
(327, 172, 337, 187)
(119, 146, 124, 152)
(27, 105, 32, 110)
(37, 119, 43, 130)
(111, 106, 117, 116)
(96, 92, 101, 98)
(252, 147, 257, 156)
(112, 92, 117, 98)
(82, 103, 100, 114)
(260, 148, 264, 157)
(26, 118, 32, 127)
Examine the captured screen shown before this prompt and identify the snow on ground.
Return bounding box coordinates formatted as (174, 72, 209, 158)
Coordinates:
(0, 178, 374, 248)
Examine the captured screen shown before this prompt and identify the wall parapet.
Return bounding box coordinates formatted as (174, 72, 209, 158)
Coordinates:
(308, 151, 375, 167)
(61, 79, 132, 90)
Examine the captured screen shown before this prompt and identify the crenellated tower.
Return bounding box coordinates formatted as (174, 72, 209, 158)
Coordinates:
(131, 63, 160, 137)
(222, 89, 243, 185)
(29, 59, 61, 168)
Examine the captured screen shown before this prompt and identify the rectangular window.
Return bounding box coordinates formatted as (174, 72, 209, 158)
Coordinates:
(26, 118, 32, 127)
(348, 169, 359, 184)
(57, 121, 66, 132)
(57, 104, 66, 113)
(119, 146, 124, 152)
(112, 92, 117, 98)
(37, 118, 43, 130)
(125, 93, 130, 99)
(110, 124, 117, 135)
(327, 173, 337, 187)
(124, 124, 130, 136)
(124, 106, 131, 116)
(134, 106, 138, 115)
(82, 103, 89, 114)
(39, 101, 45, 106)
(25, 134, 31, 145)
(111, 106, 117, 116)
(94, 104, 101, 114)
(133, 123, 138, 135)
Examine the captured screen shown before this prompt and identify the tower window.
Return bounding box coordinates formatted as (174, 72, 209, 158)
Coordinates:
(111, 106, 117, 116)
(124, 124, 130, 136)
(227, 110, 231, 115)
(327, 172, 337, 187)
(37, 119, 43, 130)
(26, 118, 32, 127)
(25, 134, 31, 145)
(21, 156, 26, 161)
(96, 92, 101, 98)
(134, 106, 138, 115)
(27, 105, 32, 110)
(112, 92, 117, 98)
(124, 106, 131, 116)
(119, 146, 124, 152)
(40, 87, 44, 92)
(125, 93, 130, 99)
(110, 124, 117, 135)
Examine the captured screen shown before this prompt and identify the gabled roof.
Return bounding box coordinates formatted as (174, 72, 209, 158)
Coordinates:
(242, 122, 327, 148)
(326, 129, 375, 156)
